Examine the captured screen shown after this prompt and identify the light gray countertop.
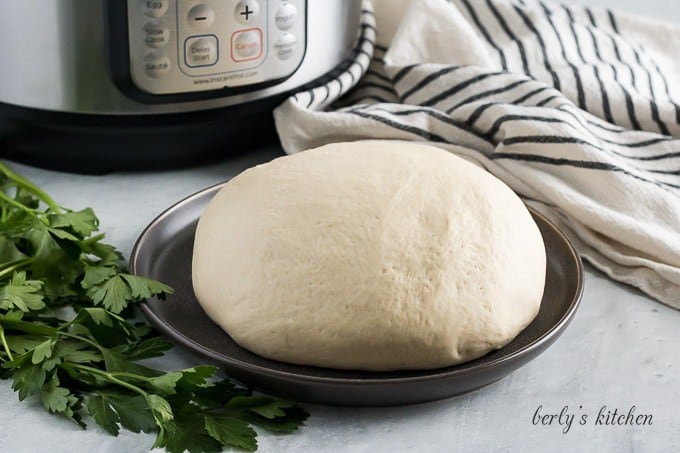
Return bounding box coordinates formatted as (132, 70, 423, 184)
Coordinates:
(1, 147, 678, 453)
(1, 1, 679, 452)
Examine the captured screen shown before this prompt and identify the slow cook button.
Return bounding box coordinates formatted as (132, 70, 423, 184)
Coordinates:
(143, 21, 170, 48)
(144, 54, 171, 78)
(274, 33, 297, 60)
(185, 36, 218, 67)
(231, 29, 262, 61)
(140, 0, 168, 18)
(275, 3, 297, 30)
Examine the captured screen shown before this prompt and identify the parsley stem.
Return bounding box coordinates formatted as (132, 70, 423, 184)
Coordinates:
(0, 258, 34, 280)
(69, 363, 167, 432)
(58, 331, 108, 354)
(82, 234, 106, 245)
(0, 161, 62, 214)
(58, 333, 157, 385)
(70, 363, 151, 398)
(0, 318, 57, 336)
(0, 191, 40, 220)
(0, 324, 14, 361)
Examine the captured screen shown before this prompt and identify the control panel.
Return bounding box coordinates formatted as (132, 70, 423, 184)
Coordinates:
(124, 0, 306, 95)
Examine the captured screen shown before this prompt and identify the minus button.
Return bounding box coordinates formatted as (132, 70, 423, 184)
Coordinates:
(187, 5, 214, 28)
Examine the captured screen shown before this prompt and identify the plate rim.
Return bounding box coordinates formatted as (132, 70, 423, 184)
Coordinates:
(130, 181, 584, 385)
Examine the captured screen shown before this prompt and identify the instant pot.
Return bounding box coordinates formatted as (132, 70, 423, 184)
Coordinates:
(0, 0, 363, 172)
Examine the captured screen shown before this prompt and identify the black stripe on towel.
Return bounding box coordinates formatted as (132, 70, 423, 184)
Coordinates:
(459, 0, 508, 70)
(352, 105, 489, 142)
(605, 9, 639, 91)
(320, 83, 332, 106)
(539, 2, 586, 109)
(633, 47, 669, 135)
(401, 66, 466, 101)
(512, 4, 561, 90)
(485, 110, 676, 150)
(364, 69, 392, 84)
(491, 153, 680, 190)
(605, 10, 672, 135)
(391, 64, 419, 85)
(502, 135, 680, 161)
(356, 82, 398, 96)
(465, 86, 553, 126)
(536, 95, 561, 107)
(584, 8, 643, 131)
(485, 0, 531, 75)
(349, 110, 449, 143)
(421, 71, 506, 107)
(350, 95, 391, 104)
(445, 78, 531, 113)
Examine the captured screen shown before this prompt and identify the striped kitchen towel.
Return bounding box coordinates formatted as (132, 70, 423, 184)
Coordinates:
(273, 0, 680, 308)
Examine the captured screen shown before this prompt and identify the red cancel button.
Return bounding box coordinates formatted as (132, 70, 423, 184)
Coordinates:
(231, 28, 263, 62)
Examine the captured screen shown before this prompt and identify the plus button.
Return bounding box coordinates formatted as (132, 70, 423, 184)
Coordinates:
(235, 1, 260, 24)
(240, 5, 253, 20)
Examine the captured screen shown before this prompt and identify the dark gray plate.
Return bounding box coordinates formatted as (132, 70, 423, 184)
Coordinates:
(130, 181, 583, 406)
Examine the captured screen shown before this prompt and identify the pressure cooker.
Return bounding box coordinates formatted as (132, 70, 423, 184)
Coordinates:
(0, 0, 364, 172)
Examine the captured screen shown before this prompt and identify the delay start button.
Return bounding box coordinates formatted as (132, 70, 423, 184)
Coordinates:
(231, 29, 263, 62)
(144, 53, 171, 78)
(274, 33, 297, 60)
(185, 36, 218, 67)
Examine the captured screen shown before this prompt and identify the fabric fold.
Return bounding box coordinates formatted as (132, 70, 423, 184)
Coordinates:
(274, 0, 680, 308)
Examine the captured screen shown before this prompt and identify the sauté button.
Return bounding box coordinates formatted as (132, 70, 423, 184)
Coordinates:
(231, 29, 263, 61)
(275, 3, 297, 30)
(235, 0, 260, 25)
(185, 36, 218, 67)
(140, 0, 168, 18)
(144, 53, 171, 78)
(143, 21, 170, 48)
(274, 33, 297, 60)
(187, 4, 214, 28)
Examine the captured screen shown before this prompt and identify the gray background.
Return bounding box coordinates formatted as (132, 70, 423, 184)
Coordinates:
(1, 1, 678, 452)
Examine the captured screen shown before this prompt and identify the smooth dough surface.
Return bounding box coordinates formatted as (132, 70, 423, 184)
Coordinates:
(192, 141, 546, 371)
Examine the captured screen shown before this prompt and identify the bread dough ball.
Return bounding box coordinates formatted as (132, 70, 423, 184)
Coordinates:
(192, 141, 546, 371)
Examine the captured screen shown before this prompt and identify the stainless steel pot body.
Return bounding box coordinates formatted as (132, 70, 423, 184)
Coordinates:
(0, 0, 362, 115)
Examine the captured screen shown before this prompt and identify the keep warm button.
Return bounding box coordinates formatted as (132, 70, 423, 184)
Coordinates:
(231, 29, 263, 62)
(274, 33, 297, 60)
(185, 36, 218, 67)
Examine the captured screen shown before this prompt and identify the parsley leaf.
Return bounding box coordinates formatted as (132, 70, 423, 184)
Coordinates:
(149, 371, 184, 394)
(86, 392, 121, 435)
(118, 336, 173, 361)
(49, 208, 99, 238)
(0, 161, 310, 451)
(81, 264, 117, 290)
(8, 359, 47, 400)
(205, 416, 258, 451)
(31, 338, 55, 364)
(0, 236, 27, 262)
(0, 272, 46, 312)
(240, 407, 310, 434)
(87, 274, 174, 314)
(41, 374, 72, 413)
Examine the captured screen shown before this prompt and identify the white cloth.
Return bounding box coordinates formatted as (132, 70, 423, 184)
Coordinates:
(274, 0, 680, 308)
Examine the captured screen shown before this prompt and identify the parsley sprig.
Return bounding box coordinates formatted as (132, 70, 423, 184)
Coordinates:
(0, 161, 308, 452)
